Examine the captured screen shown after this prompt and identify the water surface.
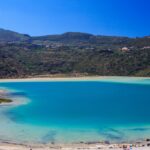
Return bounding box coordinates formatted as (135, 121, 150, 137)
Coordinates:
(0, 79, 150, 144)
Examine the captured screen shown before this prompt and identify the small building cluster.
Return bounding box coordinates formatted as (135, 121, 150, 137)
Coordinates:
(121, 47, 130, 52)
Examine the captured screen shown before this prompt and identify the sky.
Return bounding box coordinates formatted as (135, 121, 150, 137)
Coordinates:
(0, 0, 150, 37)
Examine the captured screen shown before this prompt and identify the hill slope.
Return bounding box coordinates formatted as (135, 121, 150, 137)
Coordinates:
(0, 28, 31, 42)
(0, 29, 150, 78)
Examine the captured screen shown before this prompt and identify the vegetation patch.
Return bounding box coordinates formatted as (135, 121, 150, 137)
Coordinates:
(0, 98, 12, 104)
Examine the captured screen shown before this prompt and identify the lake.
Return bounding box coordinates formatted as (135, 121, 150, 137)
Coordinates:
(0, 78, 150, 144)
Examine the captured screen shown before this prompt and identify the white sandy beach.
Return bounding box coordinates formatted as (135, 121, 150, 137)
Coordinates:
(0, 76, 149, 83)
(0, 142, 150, 150)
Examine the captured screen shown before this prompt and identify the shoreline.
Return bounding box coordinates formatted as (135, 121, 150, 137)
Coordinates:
(0, 76, 150, 83)
(0, 140, 150, 150)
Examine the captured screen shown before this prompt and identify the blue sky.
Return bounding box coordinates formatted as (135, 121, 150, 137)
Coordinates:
(0, 0, 150, 37)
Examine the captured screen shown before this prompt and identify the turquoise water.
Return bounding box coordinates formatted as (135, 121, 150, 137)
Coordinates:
(0, 79, 150, 144)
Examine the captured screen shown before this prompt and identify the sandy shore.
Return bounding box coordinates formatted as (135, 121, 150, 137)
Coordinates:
(0, 76, 149, 83)
(0, 141, 150, 150)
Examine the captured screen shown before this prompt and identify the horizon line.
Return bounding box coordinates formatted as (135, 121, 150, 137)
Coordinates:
(0, 27, 149, 38)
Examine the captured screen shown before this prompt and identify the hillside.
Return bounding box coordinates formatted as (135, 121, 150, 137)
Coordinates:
(0, 28, 31, 42)
(0, 29, 150, 78)
(32, 32, 132, 46)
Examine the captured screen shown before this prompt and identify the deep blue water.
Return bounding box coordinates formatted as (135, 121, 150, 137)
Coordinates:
(0, 80, 150, 143)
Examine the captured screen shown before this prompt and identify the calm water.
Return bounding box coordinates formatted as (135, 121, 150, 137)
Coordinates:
(0, 79, 150, 144)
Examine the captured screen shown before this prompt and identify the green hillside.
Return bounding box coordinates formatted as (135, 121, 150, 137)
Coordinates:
(0, 29, 150, 78)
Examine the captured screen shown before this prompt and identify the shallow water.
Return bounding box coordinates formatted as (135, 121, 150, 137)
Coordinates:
(0, 79, 150, 144)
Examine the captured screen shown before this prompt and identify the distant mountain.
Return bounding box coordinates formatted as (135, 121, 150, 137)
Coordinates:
(33, 32, 93, 40)
(0, 28, 31, 42)
(32, 32, 132, 47)
(32, 32, 95, 45)
(0, 29, 149, 46)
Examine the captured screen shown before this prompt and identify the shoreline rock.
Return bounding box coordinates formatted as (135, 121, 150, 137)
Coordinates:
(0, 98, 12, 104)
